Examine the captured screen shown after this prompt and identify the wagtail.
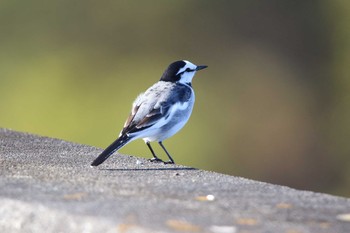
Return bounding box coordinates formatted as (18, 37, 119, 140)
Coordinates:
(91, 60, 207, 166)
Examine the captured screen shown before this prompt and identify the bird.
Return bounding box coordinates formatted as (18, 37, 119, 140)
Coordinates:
(90, 60, 207, 166)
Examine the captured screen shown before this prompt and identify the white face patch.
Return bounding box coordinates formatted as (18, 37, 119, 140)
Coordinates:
(176, 60, 197, 75)
(176, 60, 198, 84)
(178, 71, 195, 84)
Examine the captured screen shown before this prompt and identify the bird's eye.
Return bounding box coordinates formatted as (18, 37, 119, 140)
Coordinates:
(185, 68, 192, 72)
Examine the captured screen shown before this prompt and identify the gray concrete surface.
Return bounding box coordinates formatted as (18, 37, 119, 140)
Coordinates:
(1, 128, 350, 233)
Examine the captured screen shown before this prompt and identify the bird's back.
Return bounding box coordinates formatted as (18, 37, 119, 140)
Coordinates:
(123, 81, 194, 141)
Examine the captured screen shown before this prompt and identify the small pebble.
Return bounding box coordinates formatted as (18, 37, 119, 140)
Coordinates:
(136, 160, 143, 165)
(336, 213, 350, 222)
(195, 194, 215, 201)
(210, 225, 237, 233)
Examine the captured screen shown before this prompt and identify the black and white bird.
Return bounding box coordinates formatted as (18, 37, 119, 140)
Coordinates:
(91, 60, 207, 166)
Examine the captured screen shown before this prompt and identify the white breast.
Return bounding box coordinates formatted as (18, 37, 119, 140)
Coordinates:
(142, 87, 195, 142)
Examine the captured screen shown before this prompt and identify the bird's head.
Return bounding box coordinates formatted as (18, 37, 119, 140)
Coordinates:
(160, 60, 207, 85)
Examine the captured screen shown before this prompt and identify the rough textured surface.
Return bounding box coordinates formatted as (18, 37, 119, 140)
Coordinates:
(1, 128, 350, 233)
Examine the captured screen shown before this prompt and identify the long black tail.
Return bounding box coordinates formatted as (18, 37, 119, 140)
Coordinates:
(91, 134, 131, 166)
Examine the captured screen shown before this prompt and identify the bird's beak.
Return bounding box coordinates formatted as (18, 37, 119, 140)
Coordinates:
(195, 65, 208, 71)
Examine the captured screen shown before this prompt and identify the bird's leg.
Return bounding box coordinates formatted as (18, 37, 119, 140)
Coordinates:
(146, 142, 164, 163)
(159, 141, 175, 164)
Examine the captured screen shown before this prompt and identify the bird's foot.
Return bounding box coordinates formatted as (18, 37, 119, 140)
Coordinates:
(149, 157, 164, 163)
(163, 160, 175, 165)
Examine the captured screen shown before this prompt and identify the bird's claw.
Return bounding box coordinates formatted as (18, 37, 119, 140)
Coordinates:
(149, 157, 164, 163)
(163, 160, 175, 165)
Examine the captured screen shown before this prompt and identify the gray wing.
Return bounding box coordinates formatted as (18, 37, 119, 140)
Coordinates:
(121, 82, 192, 135)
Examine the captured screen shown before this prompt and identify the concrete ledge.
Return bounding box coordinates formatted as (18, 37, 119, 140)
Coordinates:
(1, 128, 350, 233)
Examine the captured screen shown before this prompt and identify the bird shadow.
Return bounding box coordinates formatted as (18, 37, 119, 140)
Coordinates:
(100, 167, 197, 172)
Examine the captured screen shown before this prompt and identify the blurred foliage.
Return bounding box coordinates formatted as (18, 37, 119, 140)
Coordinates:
(1, 1, 350, 197)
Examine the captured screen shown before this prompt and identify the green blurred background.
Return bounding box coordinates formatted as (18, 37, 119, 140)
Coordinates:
(1, 1, 350, 197)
